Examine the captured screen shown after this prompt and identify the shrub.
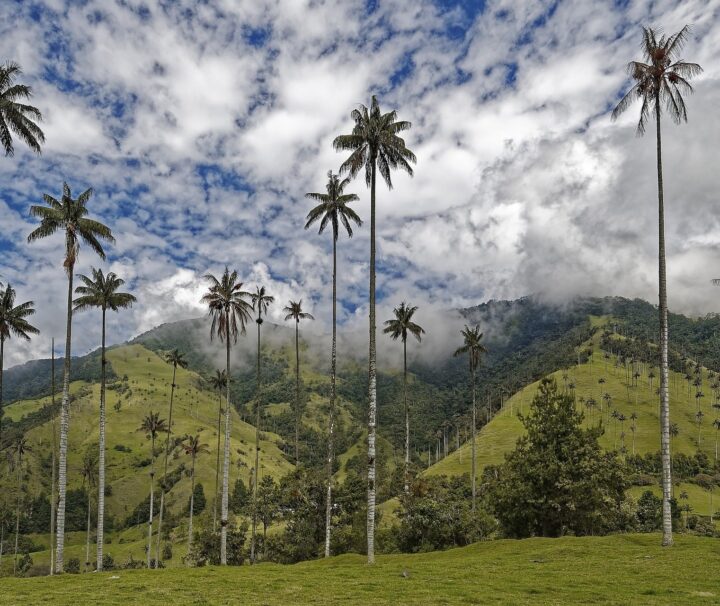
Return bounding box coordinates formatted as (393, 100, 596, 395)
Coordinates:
(187, 522, 248, 566)
(162, 543, 173, 561)
(102, 554, 115, 570)
(66, 558, 81, 574)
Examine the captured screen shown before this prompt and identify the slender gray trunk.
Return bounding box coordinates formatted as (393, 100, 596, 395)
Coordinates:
(325, 237, 337, 557)
(188, 455, 196, 560)
(147, 437, 155, 569)
(656, 100, 673, 547)
(251, 317, 261, 563)
(55, 261, 75, 573)
(213, 389, 221, 531)
(0, 336, 4, 445)
(50, 339, 56, 576)
(85, 493, 91, 571)
(156, 362, 178, 565)
(367, 161, 377, 564)
(471, 364, 477, 512)
(295, 319, 300, 466)
(220, 322, 231, 565)
(96, 308, 107, 570)
(13, 453, 21, 575)
(403, 338, 409, 494)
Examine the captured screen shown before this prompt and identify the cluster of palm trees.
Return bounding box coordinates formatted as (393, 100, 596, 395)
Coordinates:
(0, 22, 705, 570)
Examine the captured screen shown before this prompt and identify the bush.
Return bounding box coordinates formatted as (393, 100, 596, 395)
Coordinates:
(162, 543, 173, 561)
(122, 554, 145, 570)
(102, 554, 115, 570)
(187, 522, 248, 566)
(66, 558, 80, 574)
(395, 476, 496, 552)
(114, 444, 132, 453)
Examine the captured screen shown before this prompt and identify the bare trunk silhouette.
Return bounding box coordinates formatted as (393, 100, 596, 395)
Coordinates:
(367, 161, 377, 564)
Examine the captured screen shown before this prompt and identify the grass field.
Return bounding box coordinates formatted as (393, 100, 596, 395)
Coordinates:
(1, 534, 719, 605)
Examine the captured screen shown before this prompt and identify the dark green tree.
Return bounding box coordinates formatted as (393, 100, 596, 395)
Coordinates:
(483, 378, 628, 538)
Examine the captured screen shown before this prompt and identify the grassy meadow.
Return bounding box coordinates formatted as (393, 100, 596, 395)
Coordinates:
(2, 534, 719, 605)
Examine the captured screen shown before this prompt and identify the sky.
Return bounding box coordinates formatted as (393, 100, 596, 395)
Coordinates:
(1, 0, 719, 367)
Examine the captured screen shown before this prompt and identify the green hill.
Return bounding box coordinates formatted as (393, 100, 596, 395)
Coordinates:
(425, 321, 720, 519)
(2, 534, 719, 605)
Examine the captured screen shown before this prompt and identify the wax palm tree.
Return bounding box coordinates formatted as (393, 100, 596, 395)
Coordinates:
(305, 170, 361, 557)
(156, 348, 188, 565)
(201, 267, 253, 565)
(713, 418, 720, 463)
(79, 450, 98, 572)
(0, 61, 44, 156)
(454, 325, 487, 512)
(10, 436, 31, 575)
(612, 25, 702, 547)
(334, 95, 416, 564)
(249, 285, 274, 563)
(283, 300, 314, 466)
(383, 302, 424, 494)
(182, 434, 209, 558)
(139, 412, 166, 569)
(209, 369, 227, 531)
(27, 183, 114, 572)
(630, 411, 638, 455)
(0, 284, 39, 445)
(695, 410, 704, 447)
(73, 268, 135, 570)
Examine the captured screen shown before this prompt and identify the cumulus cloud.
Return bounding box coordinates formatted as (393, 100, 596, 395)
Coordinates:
(1, 0, 719, 368)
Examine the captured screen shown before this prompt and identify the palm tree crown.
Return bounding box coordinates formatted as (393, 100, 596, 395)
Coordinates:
(0, 284, 39, 343)
(139, 412, 167, 440)
(0, 61, 44, 156)
(164, 348, 188, 370)
(383, 302, 424, 344)
(251, 285, 274, 323)
(283, 300, 314, 324)
(305, 171, 362, 240)
(611, 26, 703, 133)
(73, 268, 136, 313)
(27, 183, 115, 271)
(454, 325, 487, 371)
(210, 369, 228, 392)
(333, 95, 416, 187)
(201, 268, 253, 343)
(182, 434, 210, 458)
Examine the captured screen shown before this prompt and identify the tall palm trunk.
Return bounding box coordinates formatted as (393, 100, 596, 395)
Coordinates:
(367, 161, 377, 565)
(187, 454, 196, 559)
(55, 258, 75, 573)
(85, 492, 91, 571)
(656, 99, 673, 547)
(220, 319, 231, 565)
(96, 308, 107, 570)
(295, 319, 300, 466)
(147, 436, 155, 569)
(251, 318, 261, 563)
(156, 361, 177, 565)
(403, 337, 409, 494)
(325, 237, 337, 557)
(213, 389, 221, 531)
(13, 454, 21, 576)
(471, 364, 477, 512)
(50, 339, 56, 576)
(0, 336, 4, 445)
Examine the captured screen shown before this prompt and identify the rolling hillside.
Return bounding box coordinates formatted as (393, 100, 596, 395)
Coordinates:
(424, 318, 720, 518)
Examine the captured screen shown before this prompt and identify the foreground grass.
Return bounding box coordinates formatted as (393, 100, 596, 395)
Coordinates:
(2, 534, 720, 605)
